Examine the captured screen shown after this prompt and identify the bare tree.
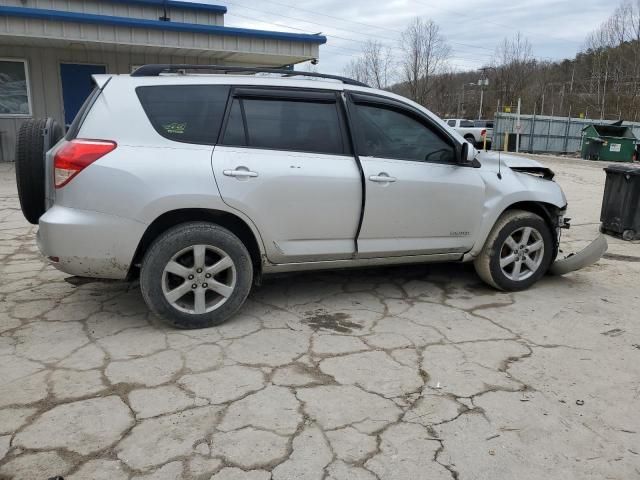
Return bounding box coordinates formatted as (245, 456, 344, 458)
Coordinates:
(399, 18, 451, 105)
(492, 32, 535, 109)
(344, 57, 368, 85)
(344, 40, 394, 89)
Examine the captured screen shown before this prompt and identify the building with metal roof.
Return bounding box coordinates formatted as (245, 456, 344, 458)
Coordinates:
(0, 0, 326, 161)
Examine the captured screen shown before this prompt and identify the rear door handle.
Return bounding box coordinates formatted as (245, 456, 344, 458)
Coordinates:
(369, 173, 397, 183)
(223, 168, 258, 178)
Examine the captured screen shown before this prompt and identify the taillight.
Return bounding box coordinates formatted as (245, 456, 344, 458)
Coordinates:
(54, 139, 117, 188)
(481, 129, 487, 137)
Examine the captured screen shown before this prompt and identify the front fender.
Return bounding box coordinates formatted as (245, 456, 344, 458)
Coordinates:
(467, 168, 567, 258)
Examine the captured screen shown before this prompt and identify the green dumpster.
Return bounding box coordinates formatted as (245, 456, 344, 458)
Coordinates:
(581, 123, 638, 162)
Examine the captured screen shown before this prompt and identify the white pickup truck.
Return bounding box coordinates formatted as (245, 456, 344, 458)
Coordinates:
(445, 118, 489, 146)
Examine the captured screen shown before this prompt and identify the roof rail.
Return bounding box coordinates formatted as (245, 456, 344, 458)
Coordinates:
(130, 64, 369, 87)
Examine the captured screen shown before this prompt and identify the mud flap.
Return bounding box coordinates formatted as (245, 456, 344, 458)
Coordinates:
(549, 235, 608, 276)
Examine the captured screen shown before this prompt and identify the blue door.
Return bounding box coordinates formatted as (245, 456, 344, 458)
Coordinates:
(60, 63, 106, 126)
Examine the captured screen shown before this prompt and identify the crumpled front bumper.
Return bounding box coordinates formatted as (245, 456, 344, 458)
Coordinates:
(549, 234, 608, 275)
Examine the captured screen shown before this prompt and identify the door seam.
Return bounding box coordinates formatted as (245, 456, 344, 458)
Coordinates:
(341, 91, 365, 256)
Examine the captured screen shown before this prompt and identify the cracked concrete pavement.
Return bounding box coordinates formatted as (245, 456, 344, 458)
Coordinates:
(0, 156, 639, 479)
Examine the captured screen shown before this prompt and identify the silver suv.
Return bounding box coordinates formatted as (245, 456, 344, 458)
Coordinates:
(16, 65, 577, 329)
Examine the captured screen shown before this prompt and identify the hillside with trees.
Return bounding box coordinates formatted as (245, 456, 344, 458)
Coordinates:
(344, 0, 640, 122)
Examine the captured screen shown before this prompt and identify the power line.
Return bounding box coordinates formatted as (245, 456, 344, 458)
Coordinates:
(412, 0, 585, 47)
(231, 0, 405, 35)
(225, 12, 494, 66)
(223, 0, 496, 53)
(223, 2, 560, 74)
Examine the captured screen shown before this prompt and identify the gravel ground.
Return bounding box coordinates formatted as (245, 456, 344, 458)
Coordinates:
(0, 157, 639, 480)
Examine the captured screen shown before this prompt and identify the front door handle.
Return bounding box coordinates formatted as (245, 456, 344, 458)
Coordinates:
(223, 167, 258, 178)
(369, 173, 397, 183)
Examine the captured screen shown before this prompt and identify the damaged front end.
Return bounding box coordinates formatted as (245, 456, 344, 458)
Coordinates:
(548, 212, 608, 275)
(550, 234, 608, 276)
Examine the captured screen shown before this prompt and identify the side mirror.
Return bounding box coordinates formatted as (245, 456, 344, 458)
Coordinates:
(458, 141, 480, 167)
(459, 142, 470, 164)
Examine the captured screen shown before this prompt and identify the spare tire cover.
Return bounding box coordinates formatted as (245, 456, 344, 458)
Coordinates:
(15, 118, 64, 224)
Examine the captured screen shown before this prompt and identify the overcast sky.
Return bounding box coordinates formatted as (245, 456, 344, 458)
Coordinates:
(199, 0, 617, 75)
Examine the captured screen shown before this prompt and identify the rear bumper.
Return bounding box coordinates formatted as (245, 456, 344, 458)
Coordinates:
(37, 205, 146, 279)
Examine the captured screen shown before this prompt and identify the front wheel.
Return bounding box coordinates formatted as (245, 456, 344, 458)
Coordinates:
(140, 222, 253, 329)
(474, 210, 554, 291)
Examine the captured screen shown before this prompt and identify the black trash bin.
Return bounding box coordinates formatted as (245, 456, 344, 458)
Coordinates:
(600, 164, 640, 240)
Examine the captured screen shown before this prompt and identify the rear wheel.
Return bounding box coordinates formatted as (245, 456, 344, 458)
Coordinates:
(464, 134, 476, 147)
(474, 210, 553, 291)
(140, 222, 253, 329)
(15, 118, 64, 224)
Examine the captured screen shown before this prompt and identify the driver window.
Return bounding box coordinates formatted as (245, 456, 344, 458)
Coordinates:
(352, 103, 455, 164)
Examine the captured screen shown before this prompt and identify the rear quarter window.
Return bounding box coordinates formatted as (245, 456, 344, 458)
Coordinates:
(136, 85, 230, 144)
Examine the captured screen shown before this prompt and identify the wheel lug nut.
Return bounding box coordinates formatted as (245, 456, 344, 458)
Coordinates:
(196, 268, 203, 273)
(191, 284, 197, 289)
(188, 274, 194, 280)
(205, 273, 211, 278)
(202, 283, 208, 288)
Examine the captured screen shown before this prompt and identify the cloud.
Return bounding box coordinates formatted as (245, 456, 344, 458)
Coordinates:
(195, 0, 618, 74)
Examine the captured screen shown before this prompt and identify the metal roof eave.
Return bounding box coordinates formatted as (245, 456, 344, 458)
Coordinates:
(0, 6, 327, 44)
(107, 0, 227, 14)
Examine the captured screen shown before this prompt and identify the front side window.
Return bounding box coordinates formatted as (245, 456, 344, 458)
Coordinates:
(136, 85, 230, 144)
(0, 59, 31, 116)
(352, 103, 455, 163)
(222, 96, 345, 155)
(447, 120, 456, 127)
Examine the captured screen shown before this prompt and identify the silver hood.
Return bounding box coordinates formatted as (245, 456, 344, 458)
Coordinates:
(476, 151, 554, 180)
(476, 151, 546, 169)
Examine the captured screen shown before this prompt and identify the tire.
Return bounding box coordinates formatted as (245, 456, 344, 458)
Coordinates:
(474, 210, 554, 291)
(464, 135, 476, 146)
(15, 118, 64, 224)
(140, 222, 253, 329)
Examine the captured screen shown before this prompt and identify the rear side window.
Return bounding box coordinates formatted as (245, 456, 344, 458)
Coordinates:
(222, 96, 345, 155)
(136, 85, 230, 144)
(459, 120, 475, 127)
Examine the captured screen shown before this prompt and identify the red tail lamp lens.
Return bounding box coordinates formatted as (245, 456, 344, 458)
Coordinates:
(54, 139, 116, 188)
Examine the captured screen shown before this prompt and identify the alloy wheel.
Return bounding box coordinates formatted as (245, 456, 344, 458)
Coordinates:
(499, 226, 545, 282)
(161, 244, 236, 314)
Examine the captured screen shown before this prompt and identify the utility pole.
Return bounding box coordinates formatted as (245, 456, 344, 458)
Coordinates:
(515, 97, 522, 153)
(569, 63, 575, 94)
(457, 83, 466, 118)
(477, 67, 490, 120)
(601, 60, 609, 120)
(477, 77, 489, 119)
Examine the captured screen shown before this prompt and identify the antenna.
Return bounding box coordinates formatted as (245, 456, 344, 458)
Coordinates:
(497, 151, 503, 179)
